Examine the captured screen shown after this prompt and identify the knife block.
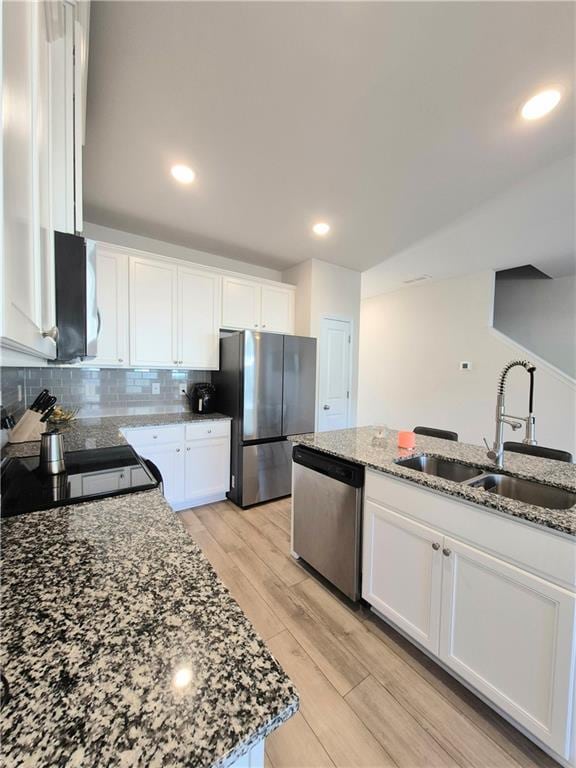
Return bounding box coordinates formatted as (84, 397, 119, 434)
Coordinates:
(8, 410, 48, 443)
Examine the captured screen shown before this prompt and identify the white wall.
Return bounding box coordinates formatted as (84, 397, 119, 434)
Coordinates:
(83, 222, 283, 282)
(361, 157, 575, 298)
(358, 271, 576, 455)
(283, 259, 361, 426)
(494, 275, 576, 378)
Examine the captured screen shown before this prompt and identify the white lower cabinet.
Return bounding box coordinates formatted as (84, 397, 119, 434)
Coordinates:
(139, 442, 185, 506)
(184, 438, 230, 506)
(363, 473, 576, 763)
(363, 501, 442, 653)
(121, 421, 230, 510)
(439, 536, 575, 757)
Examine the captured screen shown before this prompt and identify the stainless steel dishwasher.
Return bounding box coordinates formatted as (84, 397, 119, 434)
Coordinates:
(292, 445, 364, 601)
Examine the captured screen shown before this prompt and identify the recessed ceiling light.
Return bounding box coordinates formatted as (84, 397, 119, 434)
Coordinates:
(170, 164, 196, 184)
(312, 222, 330, 237)
(521, 89, 562, 120)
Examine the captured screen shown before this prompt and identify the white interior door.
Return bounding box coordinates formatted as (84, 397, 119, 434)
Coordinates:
(317, 317, 351, 431)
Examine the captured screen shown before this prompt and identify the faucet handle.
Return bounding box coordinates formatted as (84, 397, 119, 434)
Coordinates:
(483, 437, 498, 463)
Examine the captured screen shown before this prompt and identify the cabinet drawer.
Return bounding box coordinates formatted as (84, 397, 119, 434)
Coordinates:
(122, 425, 185, 447)
(185, 421, 230, 441)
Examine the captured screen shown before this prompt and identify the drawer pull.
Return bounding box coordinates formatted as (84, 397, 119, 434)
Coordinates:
(432, 542, 440, 551)
(443, 548, 451, 557)
(152, 435, 158, 439)
(207, 429, 212, 434)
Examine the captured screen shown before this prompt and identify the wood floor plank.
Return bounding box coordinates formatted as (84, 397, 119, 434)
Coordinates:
(362, 613, 558, 768)
(346, 675, 461, 768)
(265, 711, 335, 768)
(268, 631, 395, 768)
(176, 507, 207, 533)
(344, 625, 525, 768)
(291, 576, 368, 638)
(190, 528, 285, 641)
(214, 501, 306, 587)
(193, 504, 241, 553)
(230, 545, 369, 696)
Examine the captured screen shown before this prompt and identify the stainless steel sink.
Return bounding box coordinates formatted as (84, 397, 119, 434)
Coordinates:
(395, 455, 483, 483)
(465, 473, 576, 510)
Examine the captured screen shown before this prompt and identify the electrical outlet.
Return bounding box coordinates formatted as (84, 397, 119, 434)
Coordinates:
(152, 383, 160, 395)
(460, 361, 472, 371)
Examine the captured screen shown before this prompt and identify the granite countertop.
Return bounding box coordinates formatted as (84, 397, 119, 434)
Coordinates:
(3, 411, 232, 459)
(289, 426, 576, 537)
(1, 490, 298, 767)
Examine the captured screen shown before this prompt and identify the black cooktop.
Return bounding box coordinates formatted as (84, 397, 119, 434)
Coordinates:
(1, 445, 159, 518)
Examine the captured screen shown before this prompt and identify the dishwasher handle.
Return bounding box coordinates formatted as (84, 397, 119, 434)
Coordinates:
(292, 445, 364, 488)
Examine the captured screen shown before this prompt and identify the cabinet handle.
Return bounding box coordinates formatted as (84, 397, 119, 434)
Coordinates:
(207, 429, 212, 434)
(253, 324, 258, 328)
(431, 542, 440, 551)
(262, 324, 267, 328)
(42, 326, 59, 343)
(152, 435, 158, 439)
(173, 360, 178, 365)
(442, 548, 451, 557)
(186, 447, 191, 451)
(176, 448, 181, 453)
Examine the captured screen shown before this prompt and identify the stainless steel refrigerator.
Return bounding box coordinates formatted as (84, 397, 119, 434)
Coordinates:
(214, 331, 316, 508)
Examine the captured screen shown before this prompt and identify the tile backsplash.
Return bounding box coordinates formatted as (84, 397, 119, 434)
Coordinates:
(0, 366, 212, 421)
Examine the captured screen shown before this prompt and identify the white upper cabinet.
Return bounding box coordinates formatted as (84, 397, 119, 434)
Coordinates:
(128, 255, 221, 369)
(1, 3, 56, 360)
(90, 244, 129, 367)
(179, 267, 221, 369)
(222, 276, 295, 333)
(260, 285, 294, 333)
(222, 277, 261, 330)
(130, 257, 178, 367)
(50, 1, 89, 234)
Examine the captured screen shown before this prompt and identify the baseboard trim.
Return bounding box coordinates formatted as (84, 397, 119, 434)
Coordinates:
(170, 492, 228, 511)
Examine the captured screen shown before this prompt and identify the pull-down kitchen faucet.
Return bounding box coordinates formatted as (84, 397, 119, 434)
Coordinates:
(485, 359, 537, 468)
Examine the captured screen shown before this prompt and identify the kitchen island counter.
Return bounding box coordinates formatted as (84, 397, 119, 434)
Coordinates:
(290, 426, 576, 537)
(1, 488, 297, 767)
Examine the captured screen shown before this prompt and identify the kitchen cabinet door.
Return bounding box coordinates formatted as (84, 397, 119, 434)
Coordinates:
(184, 437, 230, 504)
(90, 245, 129, 366)
(179, 268, 221, 369)
(221, 277, 260, 330)
(439, 537, 575, 758)
(260, 285, 294, 333)
(136, 442, 185, 506)
(362, 501, 443, 654)
(1, 3, 56, 360)
(129, 257, 178, 367)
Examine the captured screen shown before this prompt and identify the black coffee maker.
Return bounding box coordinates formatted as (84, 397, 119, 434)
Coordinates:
(188, 383, 216, 414)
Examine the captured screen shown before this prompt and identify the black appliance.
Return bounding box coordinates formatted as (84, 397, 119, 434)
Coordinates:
(188, 383, 216, 414)
(213, 331, 316, 507)
(0, 446, 160, 518)
(54, 231, 99, 361)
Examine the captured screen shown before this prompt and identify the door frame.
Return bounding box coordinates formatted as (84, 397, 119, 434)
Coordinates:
(317, 314, 354, 431)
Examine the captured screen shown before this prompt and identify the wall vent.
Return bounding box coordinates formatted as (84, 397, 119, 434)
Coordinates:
(403, 274, 431, 285)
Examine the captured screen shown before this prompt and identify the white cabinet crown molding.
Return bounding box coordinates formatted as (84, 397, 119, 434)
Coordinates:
(87, 239, 296, 292)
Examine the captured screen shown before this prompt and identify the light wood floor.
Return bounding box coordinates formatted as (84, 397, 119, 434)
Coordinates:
(178, 499, 558, 768)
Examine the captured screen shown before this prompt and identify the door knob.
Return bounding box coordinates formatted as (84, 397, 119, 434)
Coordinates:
(323, 404, 330, 410)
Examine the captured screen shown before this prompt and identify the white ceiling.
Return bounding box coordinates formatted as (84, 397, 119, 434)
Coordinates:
(84, 1, 575, 273)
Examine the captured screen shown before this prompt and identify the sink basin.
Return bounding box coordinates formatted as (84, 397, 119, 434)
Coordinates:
(466, 473, 576, 510)
(395, 455, 483, 483)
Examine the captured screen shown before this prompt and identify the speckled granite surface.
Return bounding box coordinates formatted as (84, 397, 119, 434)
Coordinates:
(3, 411, 232, 458)
(1, 490, 298, 767)
(290, 427, 576, 537)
